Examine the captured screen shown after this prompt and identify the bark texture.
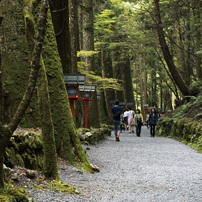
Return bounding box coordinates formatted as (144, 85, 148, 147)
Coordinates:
(0, 0, 48, 188)
(49, 0, 71, 73)
(82, 0, 100, 128)
(37, 60, 59, 179)
(22, 0, 58, 179)
(69, 0, 79, 73)
(43, 11, 92, 172)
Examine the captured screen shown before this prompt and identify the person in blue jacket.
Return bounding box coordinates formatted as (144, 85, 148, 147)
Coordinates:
(112, 100, 122, 141)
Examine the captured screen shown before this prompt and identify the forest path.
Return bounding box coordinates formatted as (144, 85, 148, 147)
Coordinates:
(31, 126, 202, 201)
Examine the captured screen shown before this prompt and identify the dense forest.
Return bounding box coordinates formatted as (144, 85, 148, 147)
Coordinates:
(0, 0, 201, 198)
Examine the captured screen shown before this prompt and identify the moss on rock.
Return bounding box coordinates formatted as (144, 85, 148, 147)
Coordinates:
(156, 117, 202, 153)
(4, 132, 43, 170)
(78, 127, 111, 145)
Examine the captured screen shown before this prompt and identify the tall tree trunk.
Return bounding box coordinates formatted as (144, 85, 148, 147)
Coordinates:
(0, 16, 3, 123)
(102, 49, 115, 119)
(192, 0, 202, 79)
(69, 0, 79, 73)
(69, 0, 83, 127)
(143, 70, 147, 105)
(43, 11, 92, 172)
(82, 0, 100, 128)
(139, 53, 144, 113)
(0, 41, 4, 124)
(0, 0, 48, 188)
(153, 0, 191, 96)
(113, 52, 124, 102)
(122, 56, 135, 105)
(37, 60, 59, 179)
(49, 0, 71, 73)
(23, 1, 58, 179)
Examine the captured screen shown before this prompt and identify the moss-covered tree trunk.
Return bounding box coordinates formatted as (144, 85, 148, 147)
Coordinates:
(22, 0, 58, 179)
(43, 11, 92, 172)
(37, 61, 59, 179)
(0, 0, 48, 188)
(0, 20, 4, 123)
(82, 0, 100, 128)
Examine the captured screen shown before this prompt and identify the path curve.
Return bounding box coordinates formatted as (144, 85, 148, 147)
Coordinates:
(30, 126, 202, 202)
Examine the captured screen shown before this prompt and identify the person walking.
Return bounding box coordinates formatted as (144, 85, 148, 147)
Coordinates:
(127, 107, 135, 133)
(112, 100, 122, 141)
(134, 109, 143, 137)
(148, 108, 159, 137)
(146, 112, 150, 129)
(123, 109, 129, 131)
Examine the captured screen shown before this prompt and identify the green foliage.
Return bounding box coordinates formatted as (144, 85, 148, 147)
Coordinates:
(78, 61, 123, 91)
(77, 50, 99, 57)
(0, 181, 30, 202)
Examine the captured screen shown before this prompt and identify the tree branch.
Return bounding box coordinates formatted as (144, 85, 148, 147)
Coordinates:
(153, 0, 191, 96)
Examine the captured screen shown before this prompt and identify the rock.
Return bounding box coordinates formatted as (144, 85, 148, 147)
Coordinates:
(75, 189, 80, 194)
(86, 147, 90, 150)
(85, 132, 93, 137)
(72, 168, 83, 174)
(26, 169, 36, 179)
(11, 173, 19, 181)
(90, 164, 100, 173)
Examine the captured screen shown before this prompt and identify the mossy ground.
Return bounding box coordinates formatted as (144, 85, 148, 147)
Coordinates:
(156, 117, 202, 153)
(32, 180, 79, 194)
(0, 182, 31, 202)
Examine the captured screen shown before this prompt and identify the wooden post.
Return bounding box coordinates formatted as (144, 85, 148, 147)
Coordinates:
(70, 99, 74, 118)
(85, 101, 88, 128)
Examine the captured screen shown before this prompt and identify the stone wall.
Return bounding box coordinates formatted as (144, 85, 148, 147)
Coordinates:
(4, 126, 112, 169)
(156, 117, 202, 152)
(4, 132, 43, 170)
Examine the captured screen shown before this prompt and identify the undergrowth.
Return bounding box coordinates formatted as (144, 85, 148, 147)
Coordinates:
(0, 181, 31, 202)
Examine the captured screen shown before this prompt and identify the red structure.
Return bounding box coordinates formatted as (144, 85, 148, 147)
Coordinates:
(63, 74, 85, 118)
(80, 85, 95, 128)
(143, 104, 149, 120)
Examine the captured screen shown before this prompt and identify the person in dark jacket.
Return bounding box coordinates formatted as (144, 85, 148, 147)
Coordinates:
(112, 100, 122, 141)
(148, 108, 158, 137)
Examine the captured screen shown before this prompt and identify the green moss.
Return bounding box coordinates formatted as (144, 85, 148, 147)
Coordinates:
(4, 132, 43, 170)
(31, 180, 79, 194)
(1, 2, 40, 128)
(0, 183, 31, 202)
(42, 10, 92, 173)
(49, 180, 79, 194)
(156, 117, 202, 153)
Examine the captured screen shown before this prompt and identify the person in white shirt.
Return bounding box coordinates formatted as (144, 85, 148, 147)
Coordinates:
(123, 109, 129, 131)
(127, 107, 135, 133)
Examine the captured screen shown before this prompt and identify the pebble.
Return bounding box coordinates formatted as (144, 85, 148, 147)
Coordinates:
(28, 126, 202, 201)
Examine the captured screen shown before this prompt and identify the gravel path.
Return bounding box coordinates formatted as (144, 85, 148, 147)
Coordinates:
(30, 126, 202, 202)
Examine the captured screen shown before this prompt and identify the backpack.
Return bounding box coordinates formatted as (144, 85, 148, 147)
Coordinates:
(136, 116, 142, 126)
(113, 111, 121, 119)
